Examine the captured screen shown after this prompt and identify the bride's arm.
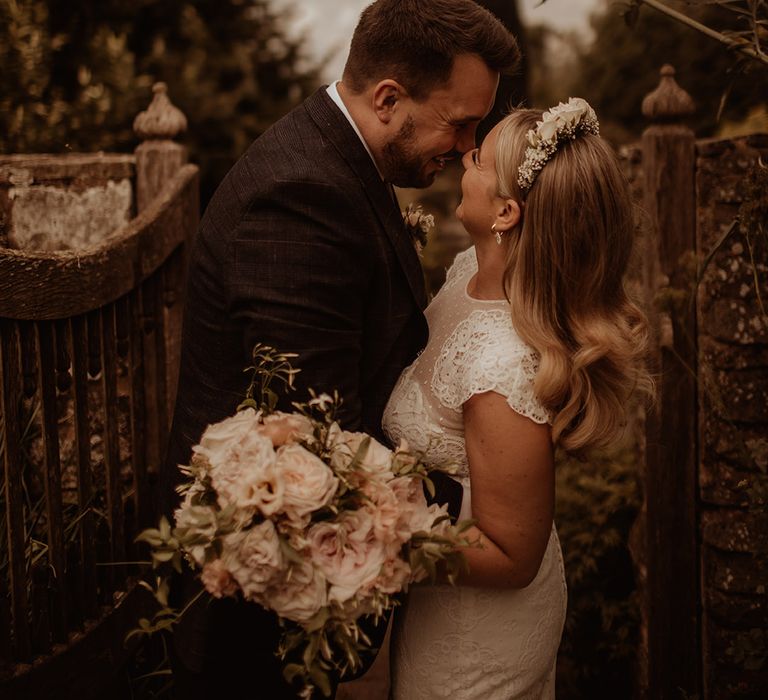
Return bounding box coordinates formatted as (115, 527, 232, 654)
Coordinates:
(458, 390, 554, 589)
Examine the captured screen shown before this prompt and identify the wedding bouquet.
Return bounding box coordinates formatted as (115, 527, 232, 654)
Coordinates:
(135, 346, 471, 698)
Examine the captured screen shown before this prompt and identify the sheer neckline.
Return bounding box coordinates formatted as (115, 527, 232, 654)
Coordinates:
(464, 272, 509, 304)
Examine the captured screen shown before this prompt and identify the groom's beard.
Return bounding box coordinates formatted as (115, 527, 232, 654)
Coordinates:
(381, 116, 434, 189)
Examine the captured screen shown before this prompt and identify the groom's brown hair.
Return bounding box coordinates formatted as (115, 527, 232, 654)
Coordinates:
(343, 0, 520, 100)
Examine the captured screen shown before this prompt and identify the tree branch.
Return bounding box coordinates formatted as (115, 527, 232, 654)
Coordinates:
(638, 0, 768, 66)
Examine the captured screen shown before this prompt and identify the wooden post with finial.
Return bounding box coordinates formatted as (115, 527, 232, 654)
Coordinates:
(133, 82, 188, 213)
(641, 64, 701, 699)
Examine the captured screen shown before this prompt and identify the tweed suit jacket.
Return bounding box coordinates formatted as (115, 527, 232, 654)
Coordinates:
(165, 88, 430, 484)
(164, 88, 455, 698)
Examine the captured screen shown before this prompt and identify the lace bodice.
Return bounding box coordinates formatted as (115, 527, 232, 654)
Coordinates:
(382, 247, 549, 485)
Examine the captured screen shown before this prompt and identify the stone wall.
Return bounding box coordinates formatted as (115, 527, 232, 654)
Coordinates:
(620, 132, 768, 698)
(696, 134, 768, 699)
(0, 154, 135, 251)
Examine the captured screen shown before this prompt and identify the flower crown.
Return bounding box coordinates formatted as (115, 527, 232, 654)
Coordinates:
(516, 97, 600, 194)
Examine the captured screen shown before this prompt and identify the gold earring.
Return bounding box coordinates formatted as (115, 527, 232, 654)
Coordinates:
(492, 224, 503, 245)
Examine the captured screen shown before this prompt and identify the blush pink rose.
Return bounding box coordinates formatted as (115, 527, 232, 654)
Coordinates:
(225, 520, 284, 599)
(265, 560, 327, 624)
(201, 559, 239, 599)
(308, 509, 387, 604)
(276, 443, 338, 524)
(258, 411, 313, 447)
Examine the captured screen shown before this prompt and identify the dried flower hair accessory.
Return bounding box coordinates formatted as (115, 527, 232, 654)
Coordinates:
(517, 97, 600, 194)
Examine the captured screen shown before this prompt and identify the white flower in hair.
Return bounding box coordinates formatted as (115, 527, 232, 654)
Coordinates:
(517, 97, 599, 193)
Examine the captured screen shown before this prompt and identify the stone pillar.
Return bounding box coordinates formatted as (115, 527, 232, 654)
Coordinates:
(133, 83, 188, 213)
(641, 65, 701, 699)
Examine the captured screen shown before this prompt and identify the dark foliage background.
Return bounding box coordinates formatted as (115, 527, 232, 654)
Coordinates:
(0, 0, 321, 202)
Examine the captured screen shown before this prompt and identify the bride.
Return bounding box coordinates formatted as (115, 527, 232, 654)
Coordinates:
(383, 99, 651, 699)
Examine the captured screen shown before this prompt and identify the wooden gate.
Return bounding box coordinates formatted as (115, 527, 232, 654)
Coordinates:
(0, 86, 199, 699)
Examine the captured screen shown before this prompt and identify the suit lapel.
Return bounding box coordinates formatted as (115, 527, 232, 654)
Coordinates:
(303, 88, 429, 311)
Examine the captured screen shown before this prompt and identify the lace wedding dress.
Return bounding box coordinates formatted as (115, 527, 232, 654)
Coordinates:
(382, 247, 567, 700)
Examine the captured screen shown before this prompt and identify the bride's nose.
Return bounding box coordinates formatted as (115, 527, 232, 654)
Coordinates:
(461, 150, 473, 170)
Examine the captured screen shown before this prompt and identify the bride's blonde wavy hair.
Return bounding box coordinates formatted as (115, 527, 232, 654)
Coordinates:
(494, 109, 653, 455)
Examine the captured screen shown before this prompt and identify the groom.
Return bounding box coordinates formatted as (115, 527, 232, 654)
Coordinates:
(164, 0, 520, 697)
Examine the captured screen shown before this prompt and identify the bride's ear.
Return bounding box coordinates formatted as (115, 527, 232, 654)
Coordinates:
(372, 80, 406, 124)
(494, 199, 522, 233)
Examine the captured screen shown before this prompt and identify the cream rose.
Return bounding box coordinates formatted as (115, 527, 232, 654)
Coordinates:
(198, 416, 285, 517)
(277, 443, 338, 523)
(195, 408, 262, 463)
(330, 428, 394, 480)
(225, 520, 284, 599)
(265, 559, 327, 624)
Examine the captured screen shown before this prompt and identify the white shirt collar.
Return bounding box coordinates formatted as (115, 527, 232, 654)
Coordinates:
(326, 81, 384, 180)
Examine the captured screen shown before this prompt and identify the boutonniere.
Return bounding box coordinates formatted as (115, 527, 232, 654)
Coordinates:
(402, 203, 435, 256)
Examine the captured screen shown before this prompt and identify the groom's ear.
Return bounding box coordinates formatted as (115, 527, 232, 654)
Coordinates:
(372, 80, 406, 125)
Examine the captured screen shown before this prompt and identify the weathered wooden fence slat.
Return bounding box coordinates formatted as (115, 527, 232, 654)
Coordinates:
(86, 311, 102, 380)
(54, 319, 72, 393)
(30, 562, 51, 656)
(19, 322, 37, 399)
(100, 303, 125, 590)
(140, 274, 163, 478)
(128, 290, 150, 532)
(153, 272, 170, 462)
(1, 319, 31, 661)
(71, 314, 98, 621)
(0, 587, 11, 659)
(37, 320, 68, 643)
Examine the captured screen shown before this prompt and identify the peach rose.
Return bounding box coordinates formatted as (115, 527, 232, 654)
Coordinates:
(276, 443, 338, 524)
(258, 411, 313, 448)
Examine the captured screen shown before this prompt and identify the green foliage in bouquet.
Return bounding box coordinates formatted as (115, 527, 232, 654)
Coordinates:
(131, 344, 474, 698)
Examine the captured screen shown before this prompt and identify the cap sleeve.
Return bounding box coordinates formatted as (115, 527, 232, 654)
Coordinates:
(430, 309, 551, 424)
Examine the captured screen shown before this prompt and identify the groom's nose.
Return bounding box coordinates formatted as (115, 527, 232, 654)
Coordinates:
(455, 125, 478, 155)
